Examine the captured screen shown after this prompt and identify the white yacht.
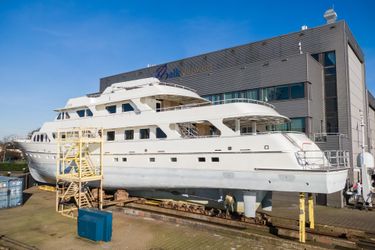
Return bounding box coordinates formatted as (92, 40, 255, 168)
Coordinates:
(16, 77, 348, 216)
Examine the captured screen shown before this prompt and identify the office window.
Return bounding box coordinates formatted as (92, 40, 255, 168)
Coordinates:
(275, 86, 289, 100)
(262, 87, 275, 102)
(106, 105, 117, 114)
(290, 83, 305, 99)
(124, 130, 134, 140)
(77, 110, 85, 117)
(324, 51, 336, 66)
(140, 128, 150, 139)
(122, 103, 134, 112)
(86, 109, 93, 117)
(246, 89, 259, 100)
(156, 128, 167, 139)
(290, 118, 306, 133)
(107, 131, 115, 141)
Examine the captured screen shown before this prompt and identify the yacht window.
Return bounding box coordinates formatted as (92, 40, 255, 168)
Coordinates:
(77, 110, 85, 117)
(198, 157, 206, 162)
(122, 103, 134, 112)
(156, 128, 167, 139)
(156, 102, 161, 112)
(33, 136, 36, 142)
(57, 113, 62, 120)
(86, 109, 93, 117)
(290, 83, 305, 99)
(140, 129, 150, 139)
(122, 157, 127, 162)
(37, 135, 40, 142)
(61, 112, 65, 120)
(171, 157, 177, 162)
(114, 157, 119, 162)
(65, 112, 70, 119)
(52, 133, 56, 139)
(149, 157, 155, 162)
(124, 130, 134, 140)
(107, 131, 115, 141)
(106, 105, 117, 114)
(211, 157, 220, 162)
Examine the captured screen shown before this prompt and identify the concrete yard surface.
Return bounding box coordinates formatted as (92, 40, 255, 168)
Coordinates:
(0, 187, 301, 250)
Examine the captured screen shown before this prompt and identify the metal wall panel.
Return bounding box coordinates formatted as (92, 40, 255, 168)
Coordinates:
(100, 21, 353, 93)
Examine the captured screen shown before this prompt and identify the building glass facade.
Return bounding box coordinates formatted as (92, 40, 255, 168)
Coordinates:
(312, 51, 339, 132)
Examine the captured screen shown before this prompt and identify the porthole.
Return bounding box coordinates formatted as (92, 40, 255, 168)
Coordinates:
(264, 145, 269, 150)
(171, 157, 177, 162)
(149, 157, 155, 162)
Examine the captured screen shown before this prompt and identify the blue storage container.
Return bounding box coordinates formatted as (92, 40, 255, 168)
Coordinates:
(78, 214, 105, 241)
(78, 208, 112, 242)
(0, 193, 8, 209)
(0, 176, 23, 209)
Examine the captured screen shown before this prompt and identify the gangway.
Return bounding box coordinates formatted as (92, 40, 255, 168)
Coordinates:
(55, 127, 103, 218)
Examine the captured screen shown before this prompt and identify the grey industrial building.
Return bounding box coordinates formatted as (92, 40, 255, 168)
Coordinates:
(100, 10, 373, 189)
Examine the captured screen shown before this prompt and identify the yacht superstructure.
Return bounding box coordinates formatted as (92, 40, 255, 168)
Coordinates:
(16, 77, 348, 217)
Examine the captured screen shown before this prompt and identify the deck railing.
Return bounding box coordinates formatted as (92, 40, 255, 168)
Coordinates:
(158, 82, 198, 93)
(295, 150, 350, 170)
(158, 98, 275, 112)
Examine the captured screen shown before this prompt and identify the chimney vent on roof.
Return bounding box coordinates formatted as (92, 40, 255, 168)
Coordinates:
(301, 25, 308, 30)
(324, 8, 337, 24)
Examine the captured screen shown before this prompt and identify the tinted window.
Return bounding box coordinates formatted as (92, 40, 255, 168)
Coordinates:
(262, 87, 275, 101)
(156, 102, 161, 112)
(77, 110, 85, 117)
(57, 113, 62, 120)
(290, 118, 306, 133)
(324, 51, 336, 66)
(246, 89, 258, 100)
(106, 105, 117, 114)
(171, 157, 177, 162)
(122, 103, 134, 112)
(211, 157, 219, 162)
(124, 130, 134, 140)
(198, 157, 206, 162)
(107, 131, 115, 141)
(311, 53, 319, 62)
(65, 112, 70, 119)
(275, 86, 289, 100)
(86, 109, 93, 117)
(140, 129, 150, 139)
(156, 128, 167, 139)
(290, 83, 305, 99)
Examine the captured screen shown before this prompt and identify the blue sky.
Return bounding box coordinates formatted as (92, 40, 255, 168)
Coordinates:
(0, 0, 374, 138)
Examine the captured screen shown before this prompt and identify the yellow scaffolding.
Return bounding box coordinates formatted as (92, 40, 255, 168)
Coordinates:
(299, 192, 315, 243)
(55, 127, 103, 218)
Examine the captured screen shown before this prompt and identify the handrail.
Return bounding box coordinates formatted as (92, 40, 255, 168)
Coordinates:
(158, 98, 275, 112)
(295, 150, 350, 171)
(158, 82, 198, 93)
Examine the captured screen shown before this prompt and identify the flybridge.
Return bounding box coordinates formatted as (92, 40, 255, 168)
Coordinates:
(102, 77, 197, 94)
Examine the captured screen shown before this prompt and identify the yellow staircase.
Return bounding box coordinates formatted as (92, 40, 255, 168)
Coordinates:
(56, 128, 103, 218)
